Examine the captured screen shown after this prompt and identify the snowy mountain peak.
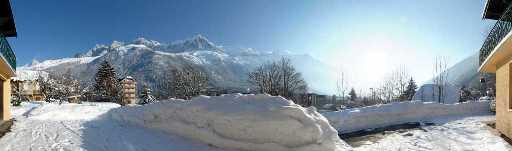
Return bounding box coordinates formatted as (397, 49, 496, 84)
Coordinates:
(164, 34, 223, 53)
(74, 44, 110, 58)
(131, 37, 161, 47)
(74, 35, 224, 58)
(30, 59, 40, 66)
(192, 34, 207, 41)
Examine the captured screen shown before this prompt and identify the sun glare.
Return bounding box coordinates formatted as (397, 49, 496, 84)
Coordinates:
(362, 51, 389, 81)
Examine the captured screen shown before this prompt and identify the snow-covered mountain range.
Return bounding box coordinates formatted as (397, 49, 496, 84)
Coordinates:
(18, 35, 336, 94)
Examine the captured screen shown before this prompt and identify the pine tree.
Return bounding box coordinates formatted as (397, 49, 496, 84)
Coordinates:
(61, 69, 80, 102)
(93, 60, 121, 102)
(403, 77, 418, 100)
(37, 72, 54, 102)
(11, 82, 22, 106)
(459, 85, 471, 102)
(349, 88, 357, 101)
(139, 84, 157, 105)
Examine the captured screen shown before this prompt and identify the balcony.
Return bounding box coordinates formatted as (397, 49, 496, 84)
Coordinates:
(480, 4, 512, 66)
(0, 34, 15, 71)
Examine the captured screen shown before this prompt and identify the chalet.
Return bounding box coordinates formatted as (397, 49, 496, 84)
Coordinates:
(0, 0, 17, 121)
(119, 76, 137, 105)
(11, 79, 43, 101)
(479, 0, 512, 139)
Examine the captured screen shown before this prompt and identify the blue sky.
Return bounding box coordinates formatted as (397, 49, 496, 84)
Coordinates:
(7, 0, 495, 90)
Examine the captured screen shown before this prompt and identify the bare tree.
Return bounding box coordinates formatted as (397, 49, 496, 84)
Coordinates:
(377, 66, 410, 103)
(381, 75, 396, 103)
(169, 66, 209, 99)
(248, 57, 307, 101)
(393, 67, 410, 101)
(433, 56, 449, 103)
(336, 70, 348, 102)
(278, 58, 307, 99)
(395, 66, 411, 98)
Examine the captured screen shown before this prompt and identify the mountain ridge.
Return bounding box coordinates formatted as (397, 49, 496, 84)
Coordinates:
(19, 35, 336, 95)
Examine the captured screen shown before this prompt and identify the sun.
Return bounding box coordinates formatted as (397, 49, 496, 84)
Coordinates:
(362, 51, 389, 81)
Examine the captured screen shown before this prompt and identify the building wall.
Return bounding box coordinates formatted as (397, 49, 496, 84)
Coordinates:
(1, 78, 10, 120)
(0, 69, 12, 121)
(120, 79, 137, 105)
(496, 59, 512, 138)
(12, 80, 43, 101)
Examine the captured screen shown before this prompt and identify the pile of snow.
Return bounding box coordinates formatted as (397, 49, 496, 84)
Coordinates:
(323, 101, 491, 133)
(110, 94, 351, 151)
(4, 102, 229, 151)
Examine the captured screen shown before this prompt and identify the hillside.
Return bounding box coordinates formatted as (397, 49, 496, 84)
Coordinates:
(413, 52, 484, 103)
(17, 35, 336, 94)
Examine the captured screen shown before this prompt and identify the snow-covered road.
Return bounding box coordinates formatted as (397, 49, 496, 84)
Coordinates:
(0, 102, 231, 151)
(353, 115, 512, 151)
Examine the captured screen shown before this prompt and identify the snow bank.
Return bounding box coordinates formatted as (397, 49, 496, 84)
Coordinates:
(323, 101, 491, 133)
(110, 94, 352, 151)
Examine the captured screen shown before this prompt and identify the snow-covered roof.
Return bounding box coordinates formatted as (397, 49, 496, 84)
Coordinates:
(120, 76, 136, 81)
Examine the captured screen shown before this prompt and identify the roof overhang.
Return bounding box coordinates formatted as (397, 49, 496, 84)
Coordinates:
(483, 0, 512, 20)
(479, 31, 512, 73)
(0, 0, 16, 37)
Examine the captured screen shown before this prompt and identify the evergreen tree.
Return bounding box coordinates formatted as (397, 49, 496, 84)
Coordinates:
(403, 77, 418, 100)
(349, 88, 357, 101)
(459, 85, 471, 102)
(93, 60, 121, 102)
(61, 69, 80, 103)
(37, 72, 54, 102)
(11, 82, 22, 106)
(139, 84, 157, 105)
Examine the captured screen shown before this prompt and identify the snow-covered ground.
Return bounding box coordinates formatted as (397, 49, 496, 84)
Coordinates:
(0, 94, 350, 151)
(0, 102, 233, 151)
(2, 96, 509, 151)
(322, 100, 512, 151)
(353, 115, 512, 151)
(323, 100, 491, 133)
